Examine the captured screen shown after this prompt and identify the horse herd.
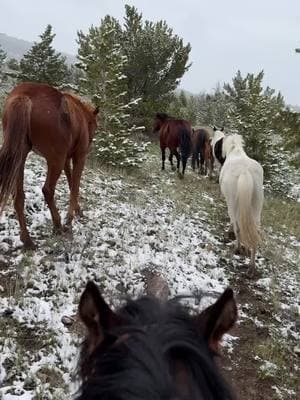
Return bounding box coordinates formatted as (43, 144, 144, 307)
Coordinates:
(0, 82, 265, 399)
(154, 111, 264, 271)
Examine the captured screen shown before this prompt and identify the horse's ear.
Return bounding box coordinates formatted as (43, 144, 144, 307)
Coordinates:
(79, 281, 122, 351)
(213, 126, 217, 131)
(93, 106, 100, 115)
(221, 127, 224, 131)
(195, 288, 237, 353)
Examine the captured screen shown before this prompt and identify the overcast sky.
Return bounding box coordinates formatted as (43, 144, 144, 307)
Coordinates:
(1, 0, 300, 104)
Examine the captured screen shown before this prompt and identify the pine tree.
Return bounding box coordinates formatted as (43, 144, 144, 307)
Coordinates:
(224, 70, 284, 171)
(6, 58, 19, 71)
(122, 5, 191, 128)
(0, 45, 7, 84)
(18, 25, 68, 86)
(77, 16, 148, 167)
(276, 108, 300, 167)
(195, 85, 230, 127)
(167, 90, 197, 124)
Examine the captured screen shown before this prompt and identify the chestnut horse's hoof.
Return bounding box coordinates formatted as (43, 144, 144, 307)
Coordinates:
(75, 208, 84, 218)
(62, 224, 73, 233)
(177, 172, 184, 179)
(53, 225, 63, 235)
(23, 238, 37, 251)
(246, 264, 260, 279)
(227, 230, 236, 241)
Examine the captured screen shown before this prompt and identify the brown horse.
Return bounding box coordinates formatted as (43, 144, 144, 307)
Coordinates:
(191, 128, 214, 177)
(77, 281, 237, 400)
(0, 82, 99, 249)
(153, 113, 192, 177)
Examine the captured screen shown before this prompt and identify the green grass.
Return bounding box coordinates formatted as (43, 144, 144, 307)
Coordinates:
(263, 195, 300, 238)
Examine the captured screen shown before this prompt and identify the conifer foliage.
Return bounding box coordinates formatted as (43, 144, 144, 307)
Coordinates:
(77, 16, 148, 167)
(224, 70, 284, 171)
(18, 25, 68, 86)
(0, 45, 7, 84)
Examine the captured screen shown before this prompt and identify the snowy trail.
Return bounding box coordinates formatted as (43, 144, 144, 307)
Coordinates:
(0, 154, 230, 399)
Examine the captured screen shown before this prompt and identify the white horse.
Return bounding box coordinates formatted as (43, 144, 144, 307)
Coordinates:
(211, 127, 225, 178)
(219, 134, 264, 270)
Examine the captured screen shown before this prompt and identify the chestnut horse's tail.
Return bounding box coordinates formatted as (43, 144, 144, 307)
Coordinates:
(179, 127, 192, 174)
(0, 96, 31, 213)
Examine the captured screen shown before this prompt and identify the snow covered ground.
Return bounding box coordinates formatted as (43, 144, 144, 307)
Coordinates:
(0, 154, 230, 399)
(0, 152, 299, 399)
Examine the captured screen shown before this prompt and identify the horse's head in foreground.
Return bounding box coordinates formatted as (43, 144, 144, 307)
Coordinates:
(77, 281, 238, 400)
(153, 112, 170, 133)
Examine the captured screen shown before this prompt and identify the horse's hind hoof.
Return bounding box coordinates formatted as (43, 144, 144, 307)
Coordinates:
(62, 223, 73, 233)
(246, 265, 259, 278)
(75, 208, 84, 218)
(177, 172, 184, 179)
(171, 166, 177, 171)
(227, 230, 236, 241)
(53, 225, 63, 235)
(23, 239, 37, 251)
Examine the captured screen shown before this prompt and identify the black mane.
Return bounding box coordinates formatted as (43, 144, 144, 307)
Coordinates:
(77, 296, 234, 400)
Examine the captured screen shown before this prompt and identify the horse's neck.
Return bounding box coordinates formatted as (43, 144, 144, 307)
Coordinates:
(213, 131, 224, 143)
(227, 146, 246, 158)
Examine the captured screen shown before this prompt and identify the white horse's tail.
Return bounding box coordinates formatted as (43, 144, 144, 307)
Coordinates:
(237, 171, 261, 251)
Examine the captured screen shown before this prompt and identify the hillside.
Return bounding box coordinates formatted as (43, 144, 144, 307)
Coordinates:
(0, 146, 299, 399)
(0, 32, 76, 65)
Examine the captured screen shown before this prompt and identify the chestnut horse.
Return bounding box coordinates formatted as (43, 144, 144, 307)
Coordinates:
(153, 113, 192, 177)
(191, 128, 214, 177)
(0, 82, 99, 249)
(77, 281, 238, 400)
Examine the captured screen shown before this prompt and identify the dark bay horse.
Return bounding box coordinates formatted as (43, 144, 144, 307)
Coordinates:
(153, 113, 192, 177)
(0, 82, 99, 249)
(191, 128, 214, 177)
(77, 281, 238, 400)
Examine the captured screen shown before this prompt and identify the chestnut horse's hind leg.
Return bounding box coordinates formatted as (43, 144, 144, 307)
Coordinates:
(173, 150, 180, 171)
(42, 162, 64, 233)
(65, 155, 86, 226)
(64, 159, 72, 190)
(64, 158, 82, 218)
(14, 149, 36, 249)
(161, 147, 166, 170)
(169, 151, 177, 171)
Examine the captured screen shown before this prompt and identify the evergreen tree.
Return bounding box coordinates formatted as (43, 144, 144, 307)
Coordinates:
(18, 25, 68, 86)
(0, 45, 7, 84)
(276, 108, 300, 167)
(196, 84, 230, 127)
(167, 90, 197, 124)
(6, 58, 19, 71)
(122, 5, 191, 128)
(77, 16, 148, 167)
(224, 70, 284, 170)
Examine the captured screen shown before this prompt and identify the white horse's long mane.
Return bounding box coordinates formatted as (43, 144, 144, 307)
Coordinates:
(222, 134, 244, 158)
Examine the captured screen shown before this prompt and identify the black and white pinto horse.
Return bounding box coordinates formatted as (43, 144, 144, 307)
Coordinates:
(211, 127, 226, 177)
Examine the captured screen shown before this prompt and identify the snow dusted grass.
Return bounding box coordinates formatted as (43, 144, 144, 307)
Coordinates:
(0, 147, 299, 399)
(0, 152, 228, 399)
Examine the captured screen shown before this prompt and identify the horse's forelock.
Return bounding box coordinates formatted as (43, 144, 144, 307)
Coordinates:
(77, 296, 234, 400)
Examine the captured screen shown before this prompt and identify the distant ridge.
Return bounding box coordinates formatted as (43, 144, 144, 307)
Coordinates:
(0, 32, 76, 65)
